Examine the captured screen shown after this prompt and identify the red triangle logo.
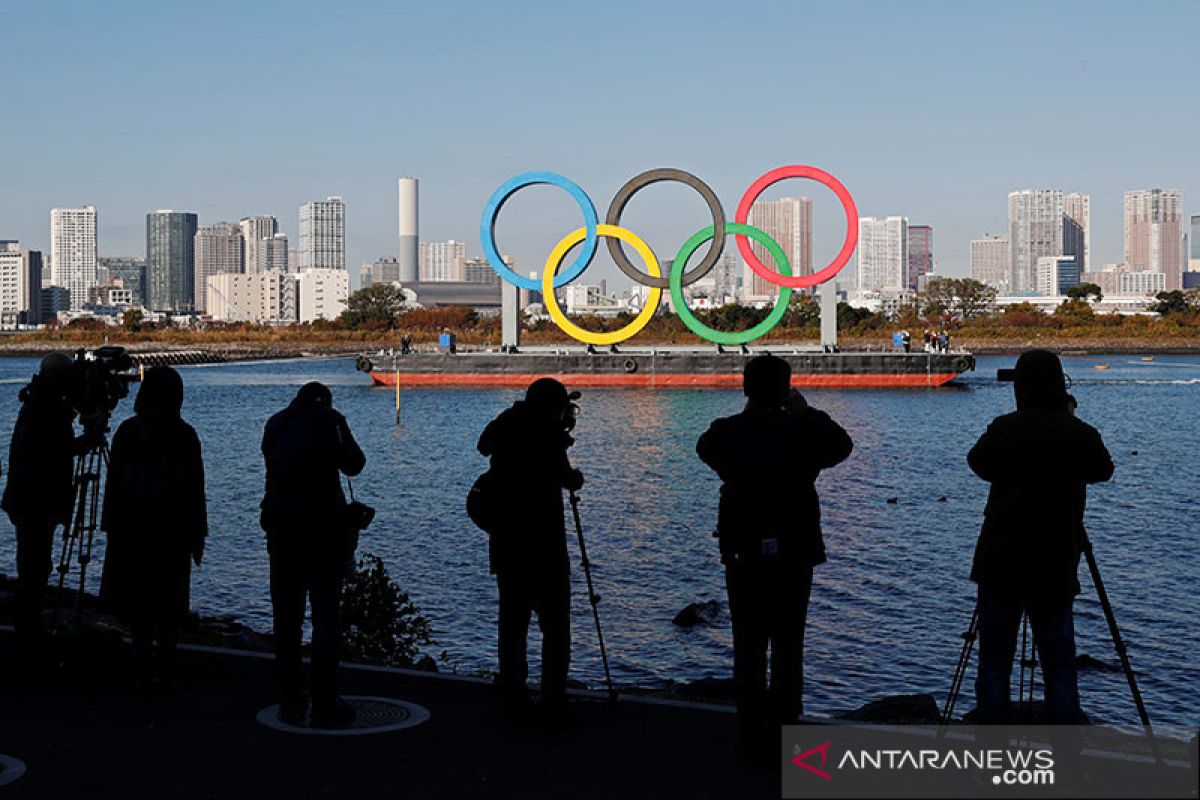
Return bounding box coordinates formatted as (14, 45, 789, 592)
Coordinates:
(791, 741, 832, 780)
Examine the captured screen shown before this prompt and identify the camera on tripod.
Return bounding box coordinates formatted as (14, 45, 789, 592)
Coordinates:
(64, 346, 140, 435)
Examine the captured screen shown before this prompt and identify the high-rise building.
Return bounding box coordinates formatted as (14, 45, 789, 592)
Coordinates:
(743, 197, 812, 298)
(239, 215, 279, 273)
(419, 240, 467, 281)
(462, 256, 501, 285)
(971, 235, 1010, 291)
(0, 242, 25, 328)
(360, 256, 401, 289)
(262, 232, 289, 272)
(146, 210, 198, 311)
(1063, 193, 1090, 274)
(1036, 256, 1080, 296)
(856, 216, 908, 292)
(296, 268, 349, 322)
(1190, 215, 1200, 270)
(299, 197, 345, 270)
(50, 206, 97, 310)
(1124, 189, 1183, 289)
(99, 257, 147, 307)
(1008, 190, 1063, 293)
(399, 177, 419, 282)
(907, 225, 933, 289)
(23, 250, 43, 324)
(193, 222, 244, 313)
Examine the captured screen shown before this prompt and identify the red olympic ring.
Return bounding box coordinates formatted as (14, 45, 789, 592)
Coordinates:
(734, 165, 859, 289)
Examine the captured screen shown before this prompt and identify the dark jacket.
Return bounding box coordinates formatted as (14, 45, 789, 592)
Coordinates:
(100, 414, 208, 621)
(477, 401, 577, 572)
(260, 401, 365, 535)
(1, 381, 79, 526)
(968, 408, 1113, 597)
(697, 404, 853, 565)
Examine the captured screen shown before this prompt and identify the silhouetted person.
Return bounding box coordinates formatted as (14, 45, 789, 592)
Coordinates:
(2, 353, 87, 666)
(400, 335, 412, 355)
(261, 382, 365, 727)
(697, 355, 852, 756)
(100, 366, 207, 686)
(968, 349, 1113, 725)
(477, 378, 583, 715)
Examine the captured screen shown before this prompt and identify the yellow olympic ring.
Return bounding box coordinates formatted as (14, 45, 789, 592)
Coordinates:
(542, 224, 662, 346)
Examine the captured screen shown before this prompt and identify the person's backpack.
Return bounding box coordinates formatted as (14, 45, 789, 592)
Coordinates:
(466, 469, 505, 535)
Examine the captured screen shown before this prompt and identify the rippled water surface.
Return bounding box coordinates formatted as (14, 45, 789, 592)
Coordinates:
(0, 353, 1195, 730)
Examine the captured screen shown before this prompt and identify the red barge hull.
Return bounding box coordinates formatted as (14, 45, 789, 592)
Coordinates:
(356, 350, 974, 389)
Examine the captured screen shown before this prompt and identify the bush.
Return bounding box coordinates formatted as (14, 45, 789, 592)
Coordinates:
(341, 553, 433, 667)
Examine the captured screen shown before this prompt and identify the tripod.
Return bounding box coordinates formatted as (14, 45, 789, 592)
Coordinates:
(568, 490, 616, 702)
(940, 531, 1159, 760)
(53, 433, 109, 627)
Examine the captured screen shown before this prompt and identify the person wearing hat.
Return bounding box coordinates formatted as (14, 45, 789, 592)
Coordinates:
(100, 366, 207, 687)
(477, 377, 584, 716)
(696, 354, 853, 760)
(2, 352, 89, 665)
(260, 381, 366, 727)
(968, 349, 1114, 725)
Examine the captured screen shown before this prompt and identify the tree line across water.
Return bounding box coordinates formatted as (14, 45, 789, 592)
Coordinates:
(16, 279, 1200, 347)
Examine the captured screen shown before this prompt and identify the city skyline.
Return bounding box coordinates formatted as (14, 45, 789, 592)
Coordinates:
(1, 1, 1197, 290)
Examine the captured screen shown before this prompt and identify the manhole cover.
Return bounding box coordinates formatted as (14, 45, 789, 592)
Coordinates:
(256, 696, 430, 736)
(0, 755, 27, 786)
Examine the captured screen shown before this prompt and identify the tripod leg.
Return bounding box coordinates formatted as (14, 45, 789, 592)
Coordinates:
(569, 492, 616, 702)
(940, 603, 979, 726)
(1081, 536, 1161, 763)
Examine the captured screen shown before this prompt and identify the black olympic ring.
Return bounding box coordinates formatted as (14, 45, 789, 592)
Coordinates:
(603, 168, 726, 289)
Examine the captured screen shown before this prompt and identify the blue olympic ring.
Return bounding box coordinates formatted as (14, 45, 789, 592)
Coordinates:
(480, 172, 599, 291)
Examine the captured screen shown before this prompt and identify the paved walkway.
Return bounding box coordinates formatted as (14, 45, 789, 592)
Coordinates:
(0, 634, 778, 798)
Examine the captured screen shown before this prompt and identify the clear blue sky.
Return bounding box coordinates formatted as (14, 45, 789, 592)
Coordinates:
(2, 0, 1196, 286)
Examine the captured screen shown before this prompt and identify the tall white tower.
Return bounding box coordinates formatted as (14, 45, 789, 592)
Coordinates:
(50, 206, 98, 310)
(398, 177, 419, 283)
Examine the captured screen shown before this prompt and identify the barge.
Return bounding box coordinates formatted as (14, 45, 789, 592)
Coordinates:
(355, 349, 976, 389)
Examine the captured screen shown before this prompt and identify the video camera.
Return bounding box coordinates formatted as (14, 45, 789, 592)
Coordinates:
(66, 346, 140, 435)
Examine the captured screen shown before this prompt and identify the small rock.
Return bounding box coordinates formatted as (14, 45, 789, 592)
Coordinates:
(1076, 653, 1121, 673)
(1130, 450, 1138, 456)
(672, 600, 724, 628)
(837, 694, 941, 724)
(937, 496, 947, 502)
(886, 497, 899, 504)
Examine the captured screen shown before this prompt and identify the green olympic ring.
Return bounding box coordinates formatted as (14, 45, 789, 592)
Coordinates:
(669, 222, 793, 346)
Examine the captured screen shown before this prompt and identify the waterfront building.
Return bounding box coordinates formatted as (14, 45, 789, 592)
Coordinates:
(240, 215, 279, 273)
(1118, 270, 1166, 296)
(194, 222, 244, 313)
(907, 224, 933, 290)
(360, 256, 400, 289)
(419, 240, 467, 282)
(1080, 264, 1127, 297)
(40, 285, 71, 320)
(1124, 189, 1183, 289)
(1008, 190, 1063, 293)
(1063, 193, 1090, 274)
(98, 257, 147, 306)
(1036, 256, 1080, 296)
(462, 256, 501, 285)
(50, 206, 97, 310)
(146, 210, 198, 311)
(206, 270, 295, 323)
(971, 234, 1010, 291)
(298, 197, 345, 270)
(856, 216, 908, 292)
(744, 196, 812, 299)
(296, 268, 349, 322)
(261, 232, 289, 272)
(0, 242, 25, 328)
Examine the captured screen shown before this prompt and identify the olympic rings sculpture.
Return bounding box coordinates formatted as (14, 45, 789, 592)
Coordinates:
(479, 165, 858, 346)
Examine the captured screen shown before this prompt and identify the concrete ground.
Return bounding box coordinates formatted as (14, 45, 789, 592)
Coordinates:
(0, 633, 779, 798)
